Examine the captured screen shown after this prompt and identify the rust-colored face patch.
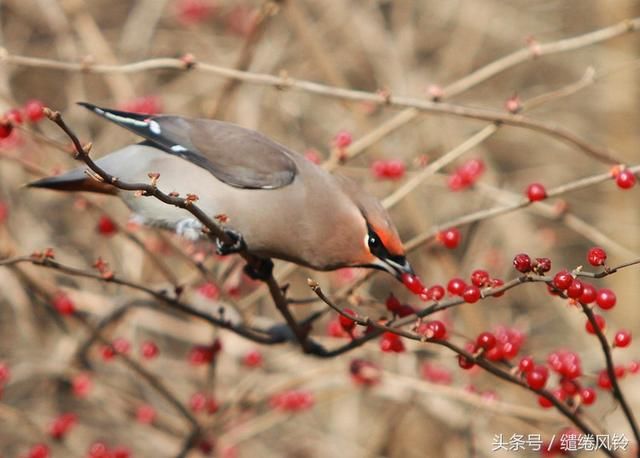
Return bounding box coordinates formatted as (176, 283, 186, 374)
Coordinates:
(370, 223, 404, 256)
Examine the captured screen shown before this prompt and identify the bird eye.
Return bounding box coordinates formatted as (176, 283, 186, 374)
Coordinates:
(368, 234, 380, 248)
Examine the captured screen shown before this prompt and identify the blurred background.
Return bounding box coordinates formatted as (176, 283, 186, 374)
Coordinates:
(1, 0, 640, 457)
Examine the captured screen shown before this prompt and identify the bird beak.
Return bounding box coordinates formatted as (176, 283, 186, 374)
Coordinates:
(373, 256, 415, 280)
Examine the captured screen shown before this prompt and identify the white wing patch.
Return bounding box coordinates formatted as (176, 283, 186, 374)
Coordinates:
(171, 144, 188, 152)
(149, 120, 162, 135)
(102, 111, 149, 128)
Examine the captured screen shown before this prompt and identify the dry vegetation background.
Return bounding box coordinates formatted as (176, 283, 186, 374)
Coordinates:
(1, 0, 640, 457)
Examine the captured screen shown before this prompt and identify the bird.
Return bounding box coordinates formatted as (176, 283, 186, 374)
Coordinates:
(29, 102, 414, 281)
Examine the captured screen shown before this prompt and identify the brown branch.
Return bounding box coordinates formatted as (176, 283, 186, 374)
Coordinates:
(1, 51, 624, 163)
(0, 255, 284, 345)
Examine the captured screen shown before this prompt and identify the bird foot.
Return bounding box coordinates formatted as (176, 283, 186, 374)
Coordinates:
(243, 258, 274, 281)
(215, 228, 247, 255)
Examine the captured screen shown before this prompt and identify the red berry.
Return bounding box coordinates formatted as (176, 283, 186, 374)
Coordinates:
(512, 253, 532, 273)
(558, 379, 579, 397)
(401, 273, 425, 295)
(206, 397, 219, 414)
(597, 370, 612, 389)
(0, 201, 8, 225)
(457, 354, 475, 369)
(595, 288, 616, 310)
(242, 349, 263, 368)
(476, 332, 496, 350)
(96, 215, 118, 236)
(6, 108, 22, 125)
(485, 345, 504, 361)
(470, 269, 490, 287)
(333, 130, 352, 148)
(518, 356, 535, 373)
(526, 182, 547, 201)
(372, 159, 405, 180)
(136, 404, 156, 424)
(339, 309, 356, 332)
(489, 278, 505, 297)
(112, 337, 131, 354)
(112, 446, 132, 458)
(71, 373, 92, 397)
(188, 343, 220, 365)
(447, 278, 466, 296)
(379, 332, 405, 353)
(587, 247, 607, 267)
(586, 314, 606, 334)
(538, 388, 565, 408)
(613, 329, 632, 348)
(437, 227, 461, 249)
(462, 285, 481, 303)
(24, 99, 45, 122)
(533, 257, 552, 273)
(385, 294, 402, 313)
(425, 284, 445, 301)
(118, 95, 162, 114)
(87, 441, 109, 458)
(552, 270, 573, 290)
(615, 169, 636, 189)
(0, 361, 10, 384)
(458, 158, 485, 182)
(566, 279, 584, 299)
(580, 387, 597, 405)
(26, 444, 50, 458)
(526, 365, 549, 390)
(447, 172, 466, 191)
(0, 121, 13, 139)
(422, 320, 447, 340)
(580, 283, 597, 304)
(628, 361, 640, 374)
(141, 340, 159, 359)
(48, 412, 77, 439)
(175, 0, 216, 25)
(198, 282, 220, 300)
(100, 345, 116, 361)
(189, 392, 207, 412)
(52, 293, 75, 315)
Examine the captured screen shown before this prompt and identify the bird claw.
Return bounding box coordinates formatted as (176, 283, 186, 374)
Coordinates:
(215, 228, 246, 255)
(243, 258, 274, 281)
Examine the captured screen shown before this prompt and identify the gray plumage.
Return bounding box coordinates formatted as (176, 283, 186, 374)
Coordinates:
(29, 103, 412, 278)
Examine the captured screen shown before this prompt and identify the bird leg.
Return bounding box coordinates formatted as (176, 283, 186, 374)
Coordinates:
(243, 258, 274, 281)
(215, 228, 247, 255)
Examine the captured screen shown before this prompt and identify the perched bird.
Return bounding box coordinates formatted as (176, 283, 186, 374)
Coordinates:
(29, 103, 414, 280)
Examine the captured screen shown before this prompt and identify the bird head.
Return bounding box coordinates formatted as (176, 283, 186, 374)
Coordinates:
(362, 221, 414, 280)
(348, 187, 414, 280)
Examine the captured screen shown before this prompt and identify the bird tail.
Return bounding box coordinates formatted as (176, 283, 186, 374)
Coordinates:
(27, 168, 116, 194)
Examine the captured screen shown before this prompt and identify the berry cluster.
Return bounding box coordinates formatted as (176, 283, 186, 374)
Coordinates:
(269, 390, 314, 412)
(0, 99, 45, 140)
(187, 339, 222, 366)
(189, 392, 219, 414)
(371, 159, 406, 180)
(447, 158, 485, 191)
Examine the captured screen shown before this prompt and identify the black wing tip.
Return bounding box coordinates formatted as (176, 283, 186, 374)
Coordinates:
(77, 101, 101, 112)
(76, 102, 150, 122)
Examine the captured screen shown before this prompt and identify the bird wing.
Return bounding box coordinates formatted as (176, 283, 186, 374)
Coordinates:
(78, 102, 297, 189)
